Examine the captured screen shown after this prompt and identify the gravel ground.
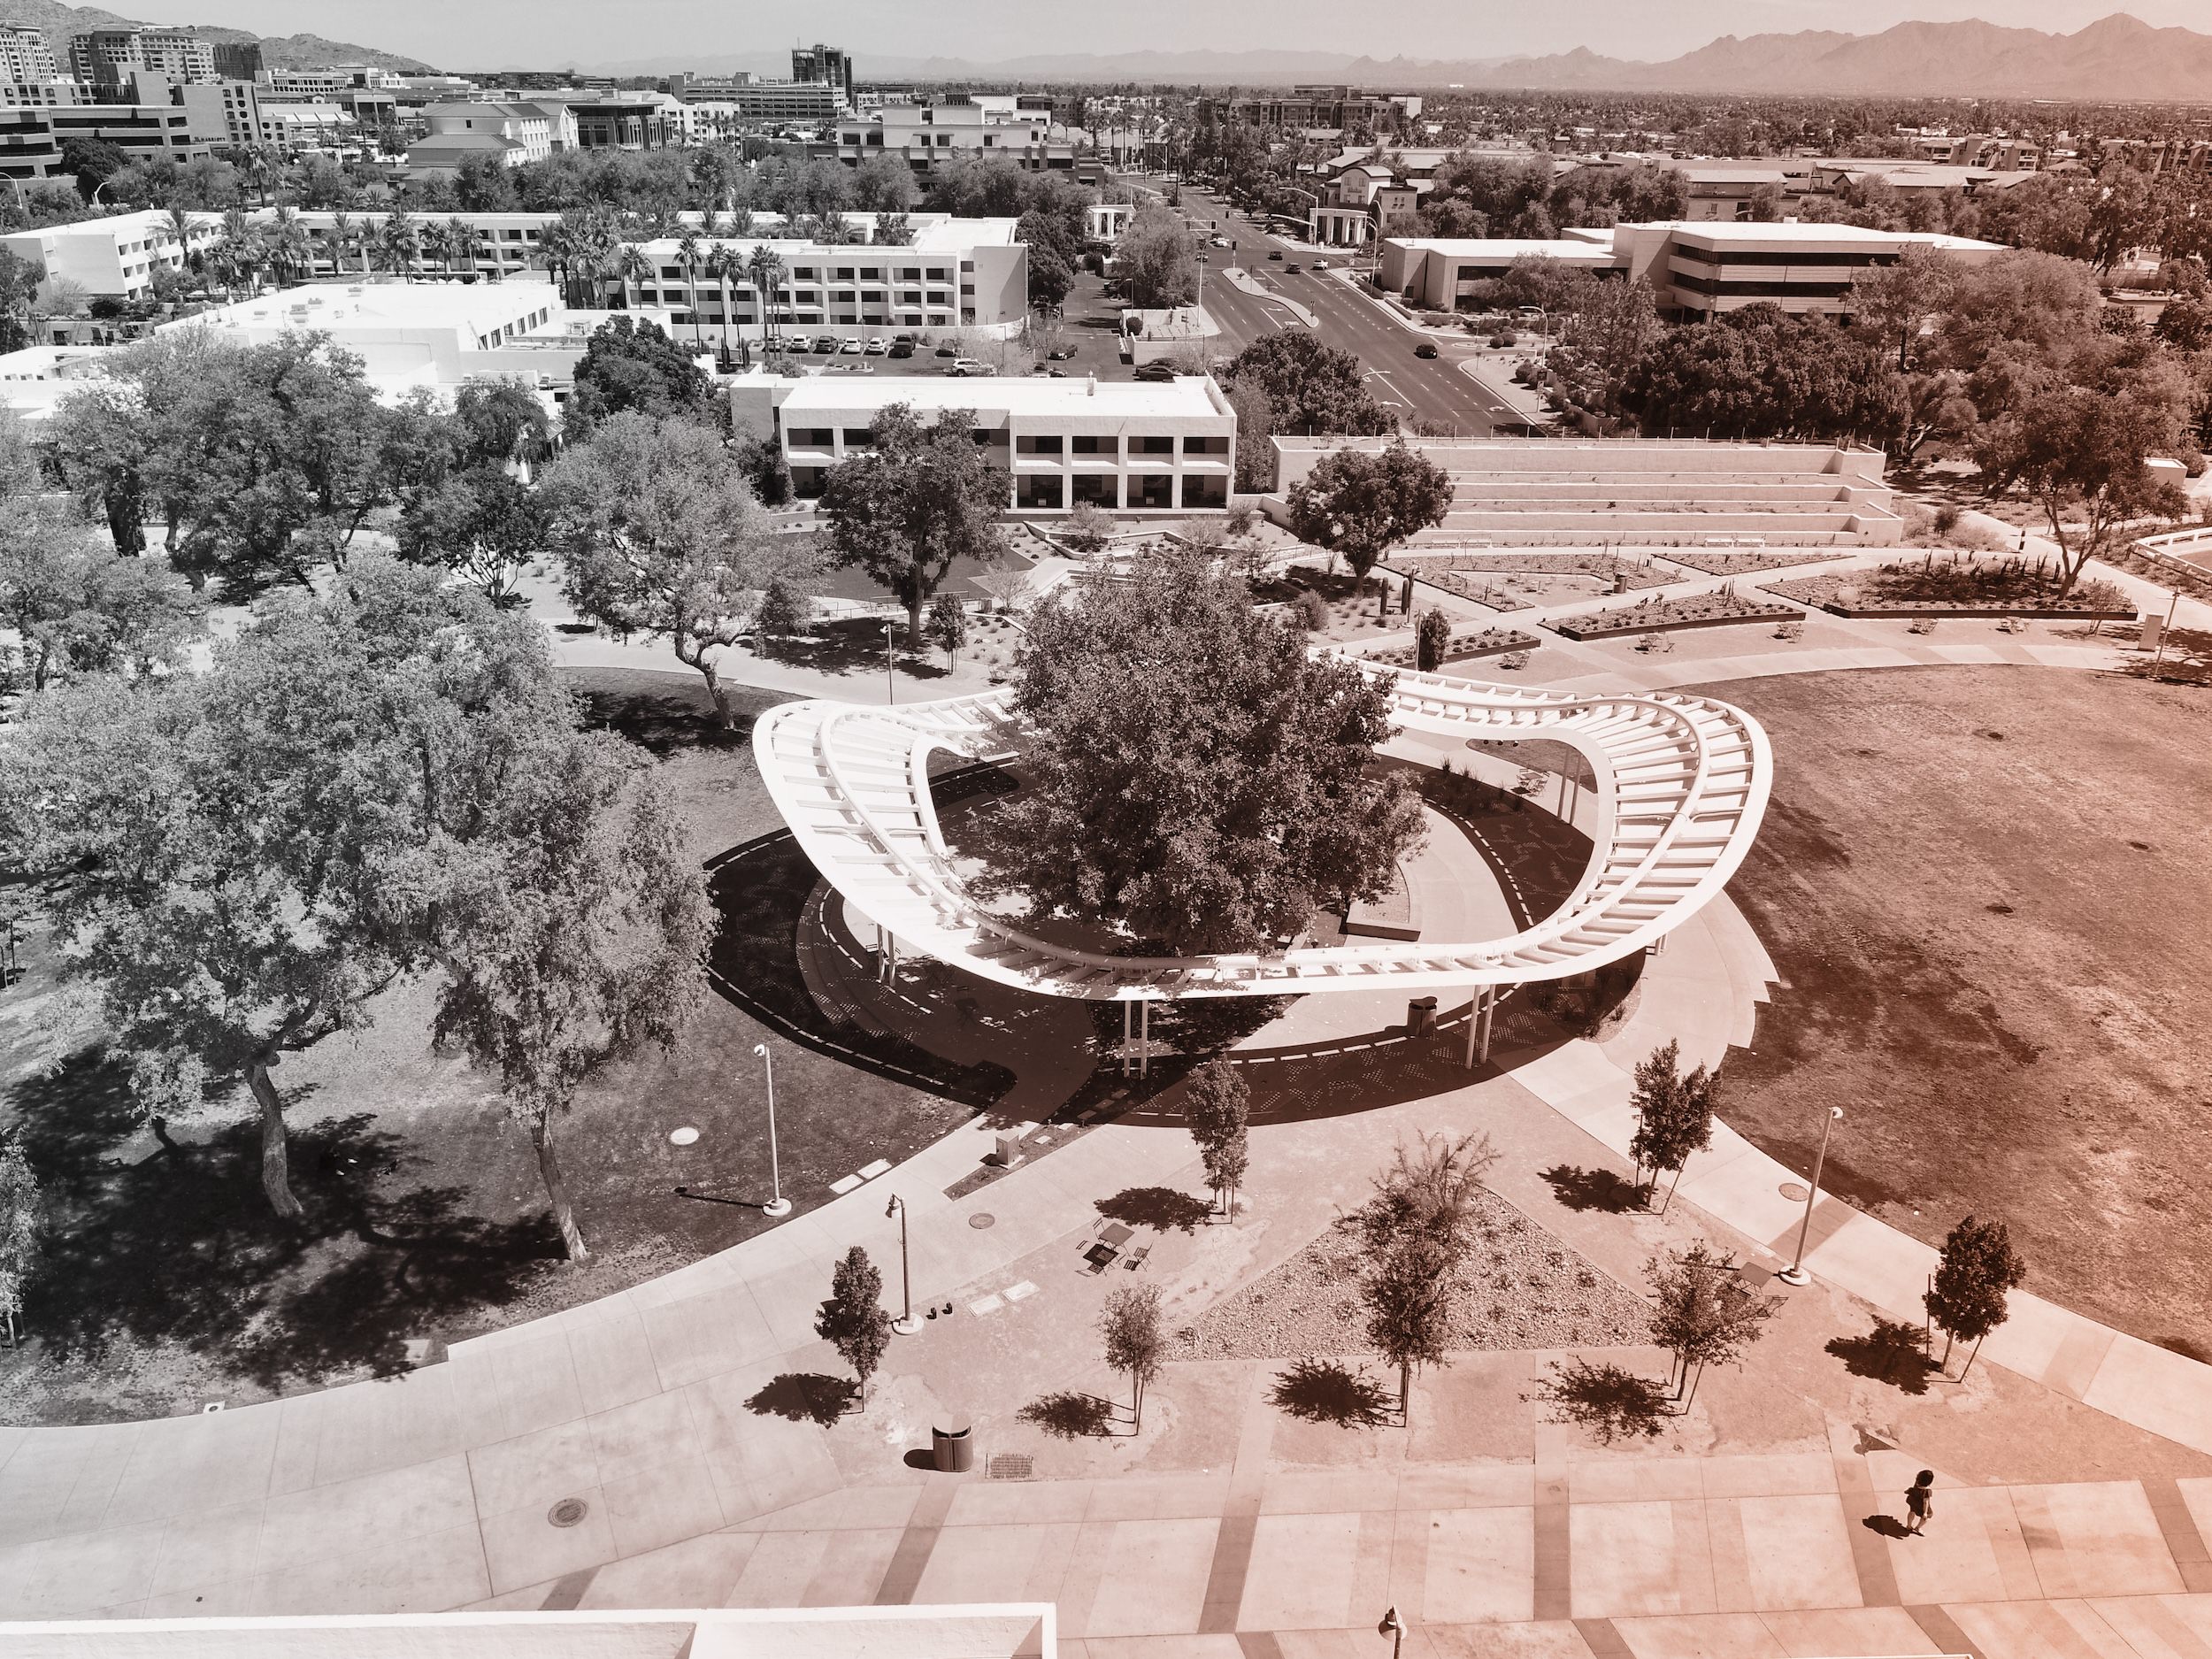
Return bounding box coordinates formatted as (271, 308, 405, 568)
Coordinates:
(1171, 1190, 1649, 1362)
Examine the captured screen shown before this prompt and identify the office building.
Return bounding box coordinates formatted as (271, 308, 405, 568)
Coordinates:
(0, 207, 223, 303)
(740, 373, 1236, 512)
(0, 24, 58, 83)
(833, 101, 1073, 177)
(790, 42, 854, 104)
(419, 102, 556, 165)
(568, 95, 674, 150)
(210, 39, 262, 81)
(70, 29, 217, 94)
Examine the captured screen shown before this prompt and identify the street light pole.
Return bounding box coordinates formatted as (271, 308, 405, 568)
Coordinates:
(752, 1041, 790, 1217)
(1378, 1605, 1405, 1657)
(882, 619, 897, 706)
(885, 1194, 920, 1334)
(1777, 1106, 1844, 1286)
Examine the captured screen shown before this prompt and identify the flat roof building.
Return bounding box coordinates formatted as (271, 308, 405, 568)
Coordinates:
(0, 24, 58, 83)
(741, 373, 1236, 514)
(833, 102, 1073, 177)
(70, 28, 216, 93)
(0, 207, 223, 303)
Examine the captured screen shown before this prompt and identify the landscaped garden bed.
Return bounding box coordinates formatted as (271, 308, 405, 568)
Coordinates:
(1547, 588, 1799, 640)
(1394, 552, 1676, 612)
(1764, 555, 2137, 620)
(1658, 549, 1853, 577)
(1356, 626, 1541, 669)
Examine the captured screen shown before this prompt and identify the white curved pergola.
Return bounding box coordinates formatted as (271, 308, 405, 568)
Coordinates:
(754, 662, 1772, 1006)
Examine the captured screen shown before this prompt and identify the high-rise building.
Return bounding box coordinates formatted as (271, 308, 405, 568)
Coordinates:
(70, 29, 219, 94)
(210, 39, 263, 81)
(791, 42, 853, 104)
(0, 24, 58, 84)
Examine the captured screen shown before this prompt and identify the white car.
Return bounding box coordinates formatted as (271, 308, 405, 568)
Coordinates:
(864, 336, 888, 355)
(949, 358, 995, 377)
(838, 337, 864, 354)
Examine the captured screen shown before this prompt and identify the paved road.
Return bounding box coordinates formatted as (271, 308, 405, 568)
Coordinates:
(1171, 184, 1539, 438)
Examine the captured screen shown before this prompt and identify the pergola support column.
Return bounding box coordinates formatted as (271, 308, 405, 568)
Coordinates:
(1121, 1000, 1133, 1078)
(1140, 999, 1152, 1079)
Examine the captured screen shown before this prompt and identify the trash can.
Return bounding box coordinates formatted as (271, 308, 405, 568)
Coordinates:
(932, 1426, 974, 1473)
(1406, 995, 1438, 1036)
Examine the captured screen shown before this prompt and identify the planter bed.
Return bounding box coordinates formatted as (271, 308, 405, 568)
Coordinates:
(1657, 549, 1851, 577)
(1548, 594, 1797, 641)
(1767, 565, 2134, 620)
(1358, 627, 1540, 668)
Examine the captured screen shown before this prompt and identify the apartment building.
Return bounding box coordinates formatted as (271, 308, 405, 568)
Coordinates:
(740, 374, 1237, 513)
(0, 208, 224, 302)
(833, 101, 1072, 176)
(618, 216, 1029, 335)
(71, 29, 217, 93)
(0, 24, 58, 83)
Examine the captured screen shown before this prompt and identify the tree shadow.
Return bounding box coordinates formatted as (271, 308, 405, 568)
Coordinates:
(1863, 1513, 1911, 1540)
(1268, 1358, 1395, 1428)
(1529, 1357, 1672, 1444)
(1094, 1187, 1213, 1234)
(9, 1043, 563, 1401)
(562, 667, 772, 755)
(1540, 1164, 1647, 1215)
(744, 1371, 858, 1425)
(1017, 1390, 1118, 1439)
(1824, 1318, 1939, 1396)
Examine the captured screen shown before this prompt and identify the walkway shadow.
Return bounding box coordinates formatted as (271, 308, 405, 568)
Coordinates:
(1095, 1187, 1214, 1234)
(1825, 1319, 1938, 1396)
(1268, 1358, 1394, 1428)
(1863, 1513, 1911, 1540)
(1540, 1164, 1647, 1215)
(744, 1372, 857, 1425)
(1017, 1390, 1117, 1439)
(1529, 1356, 1671, 1444)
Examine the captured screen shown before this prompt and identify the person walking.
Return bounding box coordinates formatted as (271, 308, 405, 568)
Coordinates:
(1904, 1470, 1936, 1536)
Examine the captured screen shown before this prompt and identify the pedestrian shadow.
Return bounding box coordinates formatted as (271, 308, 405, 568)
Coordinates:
(1268, 1358, 1395, 1428)
(1825, 1318, 1939, 1396)
(1018, 1390, 1118, 1439)
(1862, 1513, 1911, 1540)
(1540, 1164, 1647, 1214)
(743, 1371, 857, 1425)
(1094, 1187, 1214, 1233)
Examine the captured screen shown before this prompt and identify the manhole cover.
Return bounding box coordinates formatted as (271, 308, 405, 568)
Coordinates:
(969, 1212, 995, 1229)
(668, 1125, 700, 1147)
(548, 1498, 589, 1528)
(987, 1453, 1034, 1480)
(1778, 1181, 1809, 1202)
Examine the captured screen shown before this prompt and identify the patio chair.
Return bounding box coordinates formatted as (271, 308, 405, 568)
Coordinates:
(1123, 1243, 1153, 1271)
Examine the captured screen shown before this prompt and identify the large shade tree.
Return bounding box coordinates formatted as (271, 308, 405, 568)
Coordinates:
(1285, 442, 1454, 606)
(975, 541, 1424, 956)
(818, 402, 1009, 644)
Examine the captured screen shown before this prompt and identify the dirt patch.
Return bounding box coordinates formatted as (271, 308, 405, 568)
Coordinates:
(1684, 665, 2212, 1360)
(1171, 1190, 1648, 1361)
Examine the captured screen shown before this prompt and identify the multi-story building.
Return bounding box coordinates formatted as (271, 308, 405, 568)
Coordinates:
(1199, 87, 1422, 134)
(257, 103, 350, 150)
(210, 39, 261, 81)
(0, 81, 84, 109)
(790, 42, 854, 105)
(213, 77, 259, 145)
(680, 81, 844, 128)
(741, 373, 1236, 513)
(566, 95, 674, 150)
(0, 104, 57, 177)
(0, 207, 224, 302)
(0, 24, 58, 83)
(70, 29, 218, 94)
(420, 101, 555, 165)
(832, 101, 1073, 177)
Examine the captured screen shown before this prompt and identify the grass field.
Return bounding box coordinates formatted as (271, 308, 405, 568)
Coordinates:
(1685, 665, 2212, 1359)
(0, 669, 975, 1424)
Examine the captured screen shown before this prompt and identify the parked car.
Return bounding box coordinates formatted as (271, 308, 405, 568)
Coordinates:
(887, 341, 915, 358)
(949, 358, 995, 376)
(1133, 360, 1178, 382)
(864, 336, 888, 355)
(1414, 341, 1439, 359)
(838, 337, 864, 354)
(934, 343, 958, 357)
(811, 334, 839, 353)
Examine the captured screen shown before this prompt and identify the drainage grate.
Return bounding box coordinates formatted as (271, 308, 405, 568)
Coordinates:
(548, 1497, 589, 1528)
(1778, 1181, 1809, 1202)
(987, 1453, 1034, 1480)
(969, 1212, 995, 1229)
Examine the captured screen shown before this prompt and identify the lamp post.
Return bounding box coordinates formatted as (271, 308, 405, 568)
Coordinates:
(1777, 1106, 1843, 1286)
(1378, 1605, 1405, 1657)
(751, 1041, 790, 1217)
(882, 619, 897, 706)
(885, 1194, 920, 1334)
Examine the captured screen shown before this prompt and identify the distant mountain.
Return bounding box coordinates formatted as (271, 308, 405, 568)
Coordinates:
(0, 2, 433, 73)
(594, 14, 2212, 100)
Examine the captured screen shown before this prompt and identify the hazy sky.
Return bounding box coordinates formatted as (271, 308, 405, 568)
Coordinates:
(184, 0, 2206, 71)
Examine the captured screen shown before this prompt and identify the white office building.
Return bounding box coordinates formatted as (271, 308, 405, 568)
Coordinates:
(736, 373, 1236, 514)
(833, 101, 1075, 178)
(0, 207, 222, 303)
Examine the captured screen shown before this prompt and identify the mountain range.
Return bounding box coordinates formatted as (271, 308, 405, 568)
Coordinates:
(590, 13, 2212, 100)
(0, 0, 431, 72)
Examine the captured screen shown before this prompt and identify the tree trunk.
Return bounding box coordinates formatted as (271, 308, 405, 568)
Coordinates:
(1939, 1330, 1955, 1373)
(245, 1056, 304, 1221)
(1662, 1164, 1685, 1216)
(1959, 1333, 1986, 1382)
(1133, 1375, 1143, 1432)
(1685, 1360, 1706, 1408)
(698, 657, 733, 729)
(531, 1113, 589, 1261)
(1398, 1361, 1411, 1420)
(906, 592, 925, 649)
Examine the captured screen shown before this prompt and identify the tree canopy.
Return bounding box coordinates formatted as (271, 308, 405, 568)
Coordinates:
(1621, 303, 1908, 448)
(975, 541, 1424, 956)
(1285, 442, 1454, 595)
(1225, 333, 1394, 439)
(565, 315, 712, 436)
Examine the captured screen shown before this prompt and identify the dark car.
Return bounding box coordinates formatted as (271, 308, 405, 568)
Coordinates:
(1266, 250, 1283, 261)
(888, 342, 915, 358)
(1047, 347, 1073, 360)
(1133, 361, 1178, 382)
(1414, 341, 1439, 359)
(934, 343, 958, 357)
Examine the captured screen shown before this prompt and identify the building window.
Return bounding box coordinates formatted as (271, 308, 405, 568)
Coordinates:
(1182, 434, 1227, 455)
(1017, 474, 1064, 510)
(1071, 473, 1118, 506)
(1017, 434, 1064, 455)
(841, 426, 873, 448)
(1133, 474, 1174, 509)
(1133, 434, 1174, 456)
(787, 426, 834, 447)
(1071, 434, 1108, 455)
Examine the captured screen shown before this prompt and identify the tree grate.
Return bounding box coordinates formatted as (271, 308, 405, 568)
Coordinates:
(987, 1454, 1034, 1480)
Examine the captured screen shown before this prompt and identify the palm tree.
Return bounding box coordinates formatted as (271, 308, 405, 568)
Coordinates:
(266, 204, 307, 285)
(447, 216, 477, 280)
(746, 244, 786, 354)
(378, 209, 419, 279)
(674, 228, 705, 349)
(615, 242, 652, 309)
(326, 208, 355, 279)
(541, 219, 575, 305)
(703, 240, 738, 365)
(419, 220, 453, 279)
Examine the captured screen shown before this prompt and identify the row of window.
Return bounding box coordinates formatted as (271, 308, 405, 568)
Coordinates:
(1669, 246, 1896, 269)
(787, 429, 1228, 457)
(781, 469, 1227, 511)
(1669, 273, 1859, 299)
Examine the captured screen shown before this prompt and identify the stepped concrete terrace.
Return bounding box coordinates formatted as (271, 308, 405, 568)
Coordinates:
(1270, 437, 1902, 546)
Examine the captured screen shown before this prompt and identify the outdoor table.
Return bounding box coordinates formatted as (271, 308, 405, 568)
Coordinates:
(1099, 1223, 1134, 1249)
(1083, 1241, 1118, 1270)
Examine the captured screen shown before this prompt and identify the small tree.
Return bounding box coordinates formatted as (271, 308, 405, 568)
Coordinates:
(755, 576, 812, 649)
(1100, 1282, 1165, 1430)
(1627, 1040, 1716, 1213)
(1365, 1233, 1454, 1417)
(1061, 501, 1114, 556)
(926, 591, 968, 663)
(1415, 607, 1452, 673)
(1350, 1130, 1499, 1263)
(1183, 1056, 1250, 1218)
(1924, 1215, 2026, 1380)
(0, 1137, 40, 1348)
(1646, 1243, 1777, 1406)
(816, 1244, 895, 1406)
(1286, 442, 1455, 611)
